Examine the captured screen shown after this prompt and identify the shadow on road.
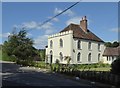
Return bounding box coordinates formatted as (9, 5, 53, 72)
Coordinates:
(2, 62, 20, 73)
(1, 61, 92, 87)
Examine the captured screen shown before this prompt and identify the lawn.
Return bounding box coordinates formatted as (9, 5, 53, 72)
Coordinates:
(75, 63, 111, 71)
(2, 51, 16, 62)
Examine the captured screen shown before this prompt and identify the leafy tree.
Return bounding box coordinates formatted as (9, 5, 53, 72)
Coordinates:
(112, 41, 119, 47)
(111, 57, 120, 75)
(0, 44, 2, 50)
(105, 41, 119, 47)
(39, 49, 45, 61)
(104, 42, 112, 47)
(0, 45, 2, 60)
(3, 29, 37, 62)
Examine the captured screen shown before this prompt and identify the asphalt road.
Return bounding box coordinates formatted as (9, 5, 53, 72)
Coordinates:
(0, 61, 93, 87)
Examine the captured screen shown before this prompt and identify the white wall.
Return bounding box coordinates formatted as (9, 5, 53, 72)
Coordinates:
(103, 56, 117, 64)
(72, 39, 105, 64)
(46, 30, 105, 64)
(46, 30, 73, 64)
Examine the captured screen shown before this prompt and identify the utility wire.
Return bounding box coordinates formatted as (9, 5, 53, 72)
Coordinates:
(38, 1, 80, 27)
(20, 1, 80, 32)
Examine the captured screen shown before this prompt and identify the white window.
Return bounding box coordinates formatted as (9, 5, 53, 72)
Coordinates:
(77, 52, 81, 62)
(88, 42, 91, 50)
(88, 53, 91, 62)
(77, 40, 81, 49)
(60, 39, 63, 48)
(59, 52, 63, 61)
(50, 40, 53, 48)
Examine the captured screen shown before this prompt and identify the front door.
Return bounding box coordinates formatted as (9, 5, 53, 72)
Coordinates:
(50, 54, 52, 64)
(50, 51, 53, 64)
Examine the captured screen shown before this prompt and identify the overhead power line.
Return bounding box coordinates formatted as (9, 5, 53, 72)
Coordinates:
(38, 1, 80, 27)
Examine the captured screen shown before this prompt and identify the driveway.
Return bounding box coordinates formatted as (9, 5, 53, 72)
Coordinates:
(0, 61, 93, 87)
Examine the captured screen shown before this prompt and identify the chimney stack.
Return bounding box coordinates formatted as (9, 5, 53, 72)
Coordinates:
(80, 16, 87, 33)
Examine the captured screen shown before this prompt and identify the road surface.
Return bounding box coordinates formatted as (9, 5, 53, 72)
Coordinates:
(0, 61, 94, 87)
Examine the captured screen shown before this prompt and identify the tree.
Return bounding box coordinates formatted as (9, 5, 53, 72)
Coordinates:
(3, 29, 37, 62)
(111, 57, 120, 75)
(105, 41, 119, 47)
(39, 49, 45, 61)
(0, 44, 2, 50)
(104, 42, 112, 47)
(112, 41, 119, 47)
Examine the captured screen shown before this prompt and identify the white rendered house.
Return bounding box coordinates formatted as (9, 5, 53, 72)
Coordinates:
(46, 16, 105, 64)
(102, 46, 120, 64)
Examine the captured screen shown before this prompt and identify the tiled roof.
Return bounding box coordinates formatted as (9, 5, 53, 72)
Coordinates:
(103, 46, 120, 56)
(60, 23, 104, 42)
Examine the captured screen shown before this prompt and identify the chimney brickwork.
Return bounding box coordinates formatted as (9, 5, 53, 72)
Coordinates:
(80, 16, 87, 33)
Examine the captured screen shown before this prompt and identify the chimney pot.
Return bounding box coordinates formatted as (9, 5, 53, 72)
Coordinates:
(82, 17, 83, 20)
(83, 16, 87, 20)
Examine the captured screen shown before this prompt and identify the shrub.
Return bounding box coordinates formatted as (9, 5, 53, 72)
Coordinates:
(16, 60, 35, 66)
(10, 55, 17, 62)
(2, 53, 16, 62)
(55, 59, 60, 64)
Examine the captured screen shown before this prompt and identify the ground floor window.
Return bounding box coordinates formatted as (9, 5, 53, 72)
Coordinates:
(77, 52, 81, 62)
(50, 50, 53, 63)
(59, 52, 63, 62)
(106, 56, 116, 62)
(88, 53, 91, 62)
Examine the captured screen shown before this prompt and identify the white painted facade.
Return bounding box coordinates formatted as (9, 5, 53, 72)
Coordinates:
(102, 56, 117, 64)
(45, 30, 105, 64)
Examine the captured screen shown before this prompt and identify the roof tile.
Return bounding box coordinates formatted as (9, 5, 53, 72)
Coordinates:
(103, 46, 120, 56)
(60, 23, 104, 42)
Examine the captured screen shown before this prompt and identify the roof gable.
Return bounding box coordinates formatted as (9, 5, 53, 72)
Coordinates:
(60, 23, 104, 42)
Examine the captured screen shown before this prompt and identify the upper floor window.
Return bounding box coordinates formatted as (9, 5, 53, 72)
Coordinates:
(77, 40, 81, 49)
(60, 39, 63, 48)
(88, 42, 91, 50)
(59, 52, 63, 61)
(50, 40, 53, 48)
(77, 52, 81, 62)
(88, 53, 91, 62)
(98, 43, 100, 51)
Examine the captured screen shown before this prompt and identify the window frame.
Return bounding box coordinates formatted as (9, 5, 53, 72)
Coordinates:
(88, 42, 92, 50)
(98, 53, 100, 62)
(98, 43, 101, 51)
(77, 52, 81, 62)
(88, 53, 92, 62)
(50, 40, 53, 49)
(77, 40, 81, 49)
(60, 39, 63, 48)
(59, 52, 63, 62)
